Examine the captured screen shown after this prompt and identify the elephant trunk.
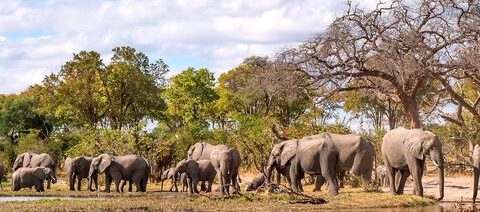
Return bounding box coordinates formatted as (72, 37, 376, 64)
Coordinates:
(431, 150, 444, 200)
(265, 156, 275, 183)
(88, 167, 96, 191)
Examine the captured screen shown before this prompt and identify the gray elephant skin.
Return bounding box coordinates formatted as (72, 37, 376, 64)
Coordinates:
(376, 165, 389, 187)
(13, 152, 56, 189)
(187, 142, 228, 161)
(88, 154, 150, 192)
(12, 167, 57, 192)
(160, 167, 178, 192)
(313, 133, 374, 190)
(66, 156, 98, 191)
(210, 148, 241, 195)
(173, 159, 216, 194)
(472, 144, 480, 203)
(246, 173, 266, 191)
(160, 168, 187, 192)
(267, 134, 339, 195)
(381, 127, 444, 200)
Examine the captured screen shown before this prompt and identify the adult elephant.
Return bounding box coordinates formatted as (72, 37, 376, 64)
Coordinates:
(381, 127, 444, 200)
(313, 133, 374, 190)
(13, 152, 56, 189)
(187, 142, 228, 161)
(88, 154, 150, 193)
(210, 148, 241, 195)
(287, 134, 339, 195)
(265, 139, 297, 189)
(67, 156, 97, 191)
(266, 134, 338, 195)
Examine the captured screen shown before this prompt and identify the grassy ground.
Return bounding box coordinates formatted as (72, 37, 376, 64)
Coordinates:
(0, 179, 436, 211)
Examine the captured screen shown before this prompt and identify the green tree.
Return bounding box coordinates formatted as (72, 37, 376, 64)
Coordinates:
(163, 67, 218, 127)
(0, 95, 52, 144)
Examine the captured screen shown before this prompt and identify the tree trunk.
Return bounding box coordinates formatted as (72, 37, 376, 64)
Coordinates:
(401, 95, 421, 129)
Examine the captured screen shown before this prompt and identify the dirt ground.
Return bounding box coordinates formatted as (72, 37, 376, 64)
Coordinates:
(380, 175, 475, 203)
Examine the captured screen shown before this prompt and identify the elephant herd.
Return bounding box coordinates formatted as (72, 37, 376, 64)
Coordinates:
(5, 126, 480, 203)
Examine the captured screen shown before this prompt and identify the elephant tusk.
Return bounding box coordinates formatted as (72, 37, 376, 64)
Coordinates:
(432, 160, 439, 167)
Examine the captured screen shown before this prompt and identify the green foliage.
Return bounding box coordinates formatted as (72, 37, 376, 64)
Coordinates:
(0, 95, 53, 142)
(164, 67, 217, 124)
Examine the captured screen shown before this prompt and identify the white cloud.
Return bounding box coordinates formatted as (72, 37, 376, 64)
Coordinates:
(0, 0, 380, 94)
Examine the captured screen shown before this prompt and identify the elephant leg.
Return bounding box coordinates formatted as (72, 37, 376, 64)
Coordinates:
(474, 167, 479, 203)
(410, 160, 424, 197)
(383, 156, 397, 195)
(187, 177, 193, 194)
(289, 161, 300, 192)
(134, 179, 142, 192)
(321, 154, 338, 196)
(219, 172, 225, 195)
(232, 172, 240, 194)
(114, 179, 121, 192)
(69, 173, 76, 191)
(46, 179, 51, 189)
(105, 176, 112, 193)
(77, 177, 82, 191)
(396, 170, 410, 195)
(161, 180, 164, 191)
(172, 178, 178, 192)
(314, 175, 324, 192)
(193, 178, 199, 194)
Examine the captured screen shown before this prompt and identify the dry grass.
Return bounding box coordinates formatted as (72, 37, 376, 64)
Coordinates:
(0, 179, 436, 211)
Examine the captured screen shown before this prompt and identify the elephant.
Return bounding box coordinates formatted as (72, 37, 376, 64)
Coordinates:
(286, 134, 340, 195)
(88, 154, 150, 193)
(472, 144, 480, 203)
(13, 152, 56, 189)
(376, 165, 389, 187)
(12, 167, 57, 192)
(210, 148, 241, 195)
(187, 142, 228, 190)
(246, 173, 266, 191)
(187, 142, 228, 161)
(173, 159, 216, 194)
(265, 139, 297, 189)
(66, 156, 98, 191)
(179, 173, 188, 192)
(312, 133, 374, 191)
(160, 167, 178, 192)
(381, 127, 444, 200)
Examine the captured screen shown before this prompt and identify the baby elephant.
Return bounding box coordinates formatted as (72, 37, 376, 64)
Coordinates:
(174, 159, 216, 194)
(246, 173, 266, 191)
(376, 165, 389, 187)
(12, 167, 57, 192)
(160, 168, 178, 192)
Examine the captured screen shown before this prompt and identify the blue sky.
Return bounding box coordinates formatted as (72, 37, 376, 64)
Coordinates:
(0, 0, 380, 94)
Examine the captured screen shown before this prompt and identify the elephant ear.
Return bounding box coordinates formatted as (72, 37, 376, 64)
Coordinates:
(280, 140, 297, 167)
(23, 153, 32, 168)
(403, 136, 424, 160)
(99, 155, 112, 173)
(33, 167, 46, 180)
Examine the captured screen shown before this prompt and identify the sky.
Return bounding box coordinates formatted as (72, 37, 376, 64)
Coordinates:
(0, 0, 380, 94)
